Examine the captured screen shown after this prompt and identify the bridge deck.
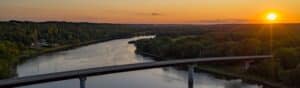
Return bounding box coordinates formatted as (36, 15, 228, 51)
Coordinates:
(0, 55, 272, 87)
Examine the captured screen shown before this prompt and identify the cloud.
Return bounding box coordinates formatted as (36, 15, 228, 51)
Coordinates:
(151, 12, 162, 16)
(136, 12, 163, 16)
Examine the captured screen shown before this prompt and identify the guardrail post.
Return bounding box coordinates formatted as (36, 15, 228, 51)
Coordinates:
(79, 77, 87, 88)
(188, 64, 195, 88)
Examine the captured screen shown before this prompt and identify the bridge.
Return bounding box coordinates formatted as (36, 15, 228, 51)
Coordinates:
(0, 55, 272, 88)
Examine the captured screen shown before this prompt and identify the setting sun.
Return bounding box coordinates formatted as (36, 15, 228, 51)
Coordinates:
(267, 13, 278, 21)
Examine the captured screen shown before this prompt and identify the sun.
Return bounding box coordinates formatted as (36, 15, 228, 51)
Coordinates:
(266, 12, 277, 21)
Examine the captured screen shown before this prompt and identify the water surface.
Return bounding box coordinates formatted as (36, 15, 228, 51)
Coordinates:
(17, 36, 262, 88)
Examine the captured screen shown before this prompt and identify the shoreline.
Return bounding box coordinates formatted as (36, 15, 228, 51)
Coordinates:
(137, 51, 287, 88)
(18, 35, 135, 63)
(4, 35, 287, 88)
(10, 35, 136, 78)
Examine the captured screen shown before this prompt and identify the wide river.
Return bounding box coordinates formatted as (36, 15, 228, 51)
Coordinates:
(17, 36, 262, 88)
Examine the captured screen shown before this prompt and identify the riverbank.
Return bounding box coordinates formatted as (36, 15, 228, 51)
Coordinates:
(136, 51, 287, 88)
(5, 35, 138, 79)
(18, 35, 135, 63)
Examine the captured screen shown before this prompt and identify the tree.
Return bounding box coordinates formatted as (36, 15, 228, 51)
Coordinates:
(0, 41, 20, 78)
(275, 48, 300, 69)
(282, 66, 300, 87)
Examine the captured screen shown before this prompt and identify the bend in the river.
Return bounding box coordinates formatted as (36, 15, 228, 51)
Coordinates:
(17, 36, 262, 88)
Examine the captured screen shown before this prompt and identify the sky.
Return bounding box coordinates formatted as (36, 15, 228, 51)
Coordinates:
(1, 0, 300, 24)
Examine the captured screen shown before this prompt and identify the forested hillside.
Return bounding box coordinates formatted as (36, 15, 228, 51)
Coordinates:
(133, 24, 300, 87)
(0, 21, 209, 78)
(0, 21, 143, 78)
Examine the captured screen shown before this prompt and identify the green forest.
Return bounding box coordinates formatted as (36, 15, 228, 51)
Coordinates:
(0, 21, 143, 78)
(3, 21, 300, 87)
(0, 21, 208, 79)
(133, 24, 300, 88)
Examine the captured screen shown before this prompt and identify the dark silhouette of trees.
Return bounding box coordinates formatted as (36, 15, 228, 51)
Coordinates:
(133, 24, 300, 87)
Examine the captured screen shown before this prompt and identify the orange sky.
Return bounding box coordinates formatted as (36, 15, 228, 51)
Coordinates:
(1, 0, 300, 24)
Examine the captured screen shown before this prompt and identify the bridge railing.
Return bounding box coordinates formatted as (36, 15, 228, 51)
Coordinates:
(0, 55, 272, 88)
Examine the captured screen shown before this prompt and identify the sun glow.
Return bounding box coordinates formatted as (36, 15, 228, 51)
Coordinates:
(266, 13, 278, 21)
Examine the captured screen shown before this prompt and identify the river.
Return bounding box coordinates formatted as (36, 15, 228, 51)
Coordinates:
(17, 36, 263, 88)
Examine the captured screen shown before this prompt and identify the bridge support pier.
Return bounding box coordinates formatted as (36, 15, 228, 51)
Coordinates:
(188, 64, 195, 88)
(244, 60, 254, 70)
(79, 77, 87, 88)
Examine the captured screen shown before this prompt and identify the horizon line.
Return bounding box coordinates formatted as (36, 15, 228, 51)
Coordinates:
(2, 20, 300, 25)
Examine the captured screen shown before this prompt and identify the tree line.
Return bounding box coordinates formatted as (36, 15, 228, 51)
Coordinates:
(0, 21, 210, 79)
(0, 21, 139, 78)
(133, 24, 300, 87)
